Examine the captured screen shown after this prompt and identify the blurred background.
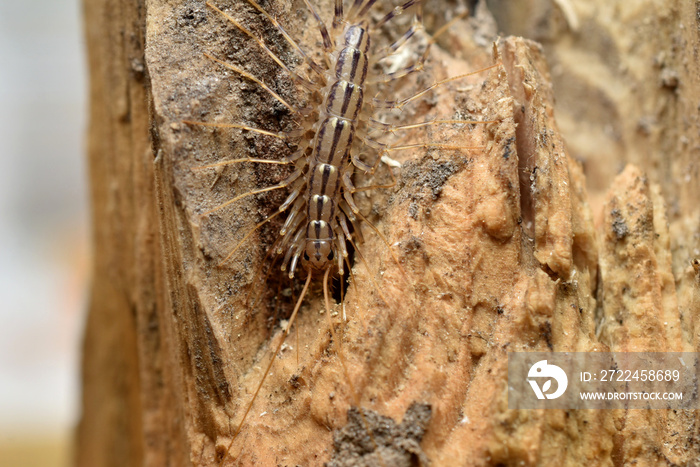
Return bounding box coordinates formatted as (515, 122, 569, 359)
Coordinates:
(0, 0, 87, 466)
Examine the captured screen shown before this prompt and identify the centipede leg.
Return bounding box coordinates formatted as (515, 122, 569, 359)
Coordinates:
(242, 0, 326, 77)
(206, 1, 319, 91)
(202, 167, 303, 216)
(373, 63, 501, 111)
(331, 0, 343, 32)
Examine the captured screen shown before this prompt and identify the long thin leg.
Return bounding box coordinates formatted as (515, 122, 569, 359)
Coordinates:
(302, 0, 332, 54)
(279, 198, 306, 238)
(184, 124, 308, 172)
(342, 173, 361, 214)
(182, 120, 289, 140)
(288, 240, 306, 279)
(374, 4, 423, 57)
(346, 0, 367, 22)
(339, 201, 364, 244)
(332, 0, 343, 32)
(384, 142, 485, 153)
(349, 150, 374, 173)
(352, 136, 390, 175)
(276, 215, 305, 262)
(206, 1, 317, 90)
(218, 210, 284, 266)
(354, 0, 383, 21)
(338, 170, 407, 283)
(242, 0, 327, 77)
(367, 118, 499, 135)
(281, 228, 306, 276)
(204, 53, 310, 116)
(369, 9, 473, 83)
(372, 0, 422, 29)
(202, 168, 302, 216)
(350, 166, 397, 193)
(373, 63, 500, 110)
(332, 222, 348, 274)
(216, 180, 302, 269)
(192, 156, 292, 171)
(218, 273, 313, 466)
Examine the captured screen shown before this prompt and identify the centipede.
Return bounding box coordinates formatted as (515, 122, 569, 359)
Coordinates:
(179, 0, 501, 464)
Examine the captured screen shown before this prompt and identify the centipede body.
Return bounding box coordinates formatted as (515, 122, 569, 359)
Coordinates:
(165, 0, 509, 464)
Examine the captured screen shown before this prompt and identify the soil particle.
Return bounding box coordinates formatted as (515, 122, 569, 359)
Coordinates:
(610, 207, 629, 240)
(327, 403, 432, 467)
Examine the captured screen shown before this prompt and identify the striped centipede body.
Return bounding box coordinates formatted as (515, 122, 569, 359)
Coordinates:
(178, 0, 502, 464)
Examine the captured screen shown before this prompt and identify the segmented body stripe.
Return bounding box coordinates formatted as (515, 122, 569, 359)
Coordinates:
(185, 1, 498, 463)
(304, 23, 371, 266)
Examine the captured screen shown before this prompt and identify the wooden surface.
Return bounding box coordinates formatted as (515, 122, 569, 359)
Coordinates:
(77, 0, 700, 465)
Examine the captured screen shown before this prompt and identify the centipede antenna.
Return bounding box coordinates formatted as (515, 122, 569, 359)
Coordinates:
(202, 168, 302, 216)
(204, 53, 309, 116)
(243, 0, 327, 77)
(322, 268, 387, 467)
(286, 274, 313, 334)
(205, 1, 317, 90)
(219, 273, 313, 467)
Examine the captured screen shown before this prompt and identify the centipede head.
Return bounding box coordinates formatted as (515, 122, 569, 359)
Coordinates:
(302, 239, 335, 271)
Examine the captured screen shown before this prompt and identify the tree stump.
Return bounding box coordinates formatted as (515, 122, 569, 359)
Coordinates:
(77, 0, 700, 465)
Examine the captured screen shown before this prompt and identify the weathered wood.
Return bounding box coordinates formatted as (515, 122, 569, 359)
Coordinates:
(77, 0, 151, 465)
(78, 0, 700, 465)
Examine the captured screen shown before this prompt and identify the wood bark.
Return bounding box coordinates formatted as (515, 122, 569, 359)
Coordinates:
(77, 0, 700, 466)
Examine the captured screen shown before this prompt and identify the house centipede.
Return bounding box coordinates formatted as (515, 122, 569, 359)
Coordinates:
(180, 0, 500, 464)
